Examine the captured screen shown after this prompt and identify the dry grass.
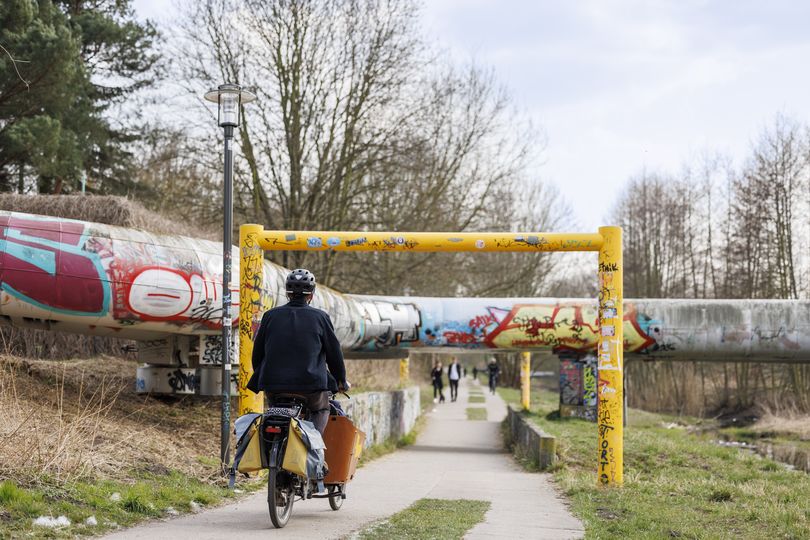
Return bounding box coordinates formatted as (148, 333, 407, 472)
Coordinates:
(0, 327, 132, 361)
(345, 358, 403, 390)
(0, 355, 223, 488)
(0, 194, 216, 239)
(626, 359, 810, 417)
(750, 409, 810, 440)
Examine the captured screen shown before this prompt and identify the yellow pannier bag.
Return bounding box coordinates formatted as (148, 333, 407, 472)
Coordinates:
(281, 418, 308, 477)
(237, 421, 263, 473)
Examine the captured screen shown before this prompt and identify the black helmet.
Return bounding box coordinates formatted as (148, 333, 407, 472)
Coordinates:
(286, 268, 316, 297)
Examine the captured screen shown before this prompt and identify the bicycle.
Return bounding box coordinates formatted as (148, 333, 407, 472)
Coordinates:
(260, 394, 359, 528)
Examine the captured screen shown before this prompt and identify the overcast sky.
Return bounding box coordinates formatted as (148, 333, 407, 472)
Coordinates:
(135, 0, 810, 231)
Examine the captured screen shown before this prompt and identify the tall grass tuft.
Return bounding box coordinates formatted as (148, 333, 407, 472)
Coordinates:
(626, 359, 810, 417)
(0, 360, 128, 485)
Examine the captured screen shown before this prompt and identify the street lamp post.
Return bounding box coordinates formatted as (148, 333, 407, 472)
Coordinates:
(204, 83, 256, 472)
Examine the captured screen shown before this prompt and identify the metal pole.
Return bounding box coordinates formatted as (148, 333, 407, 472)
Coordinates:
(521, 351, 531, 410)
(238, 223, 266, 416)
(597, 226, 623, 485)
(221, 124, 235, 471)
(399, 357, 410, 385)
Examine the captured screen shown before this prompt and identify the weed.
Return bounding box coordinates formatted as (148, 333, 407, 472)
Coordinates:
(358, 498, 490, 540)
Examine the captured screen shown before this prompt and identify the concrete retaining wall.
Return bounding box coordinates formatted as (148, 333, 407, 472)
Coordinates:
(505, 405, 557, 470)
(337, 386, 420, 448)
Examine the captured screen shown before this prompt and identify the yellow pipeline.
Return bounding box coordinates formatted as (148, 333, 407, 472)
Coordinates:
(256, 230, 603, 253)
(520, 351, 531, 411)
(238, 224, 268, 415)
(597, 226, 623, 485)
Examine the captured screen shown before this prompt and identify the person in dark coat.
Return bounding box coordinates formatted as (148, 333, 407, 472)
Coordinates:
(487, 357, 500, 395)
(248, 268, 349, 434)
(431, 361, 445, 403)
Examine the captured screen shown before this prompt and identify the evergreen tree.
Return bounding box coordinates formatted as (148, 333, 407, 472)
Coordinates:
(0, 0, 158, 194)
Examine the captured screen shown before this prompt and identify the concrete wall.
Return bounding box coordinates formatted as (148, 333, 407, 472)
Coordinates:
(337, 386, 420, 448)
(505, 405, 557, 470)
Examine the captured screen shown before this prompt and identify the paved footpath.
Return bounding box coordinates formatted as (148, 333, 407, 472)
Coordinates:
(104, 380, 583, 539)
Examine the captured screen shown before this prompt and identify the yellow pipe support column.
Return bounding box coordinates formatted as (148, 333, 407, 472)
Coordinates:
(520, 351, 531, 411)
(597, 226, 623, 485)
(238, 224, 268, 415)
(399, 357, 410, 386)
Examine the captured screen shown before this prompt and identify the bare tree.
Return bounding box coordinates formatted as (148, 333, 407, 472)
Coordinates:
(164, 0, 566, 296)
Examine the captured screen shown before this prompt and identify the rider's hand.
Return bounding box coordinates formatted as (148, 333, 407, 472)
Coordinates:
(339, 380, 351, 392)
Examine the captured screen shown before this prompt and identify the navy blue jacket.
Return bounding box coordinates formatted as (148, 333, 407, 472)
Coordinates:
(247, 298, 346, 393)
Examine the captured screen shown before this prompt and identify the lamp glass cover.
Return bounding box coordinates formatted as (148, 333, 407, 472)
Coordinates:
(220, 92, 239, 127)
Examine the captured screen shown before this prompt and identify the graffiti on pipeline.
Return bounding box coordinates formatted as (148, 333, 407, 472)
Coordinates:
(0, 213, 236, 330)
(3, 211, 809, 358)
(415, 302, 657, 353)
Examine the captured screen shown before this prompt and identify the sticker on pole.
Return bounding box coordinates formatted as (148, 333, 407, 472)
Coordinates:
(601, 325, 615, 337)
(599, 353, 620, 371)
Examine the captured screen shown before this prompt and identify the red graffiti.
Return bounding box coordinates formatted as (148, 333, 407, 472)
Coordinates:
(469, 314, 496, 329)
(443, 330, 478, 345)
(0, 216, 108, 314)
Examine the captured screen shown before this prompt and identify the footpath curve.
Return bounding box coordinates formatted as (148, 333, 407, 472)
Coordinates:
(103, 380, 583, 539)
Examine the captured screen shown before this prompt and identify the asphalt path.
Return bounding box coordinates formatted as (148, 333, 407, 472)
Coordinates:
(103, 379, 583, 539)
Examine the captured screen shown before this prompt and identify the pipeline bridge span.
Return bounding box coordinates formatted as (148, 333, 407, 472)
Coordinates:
(1, 211, 809, 395)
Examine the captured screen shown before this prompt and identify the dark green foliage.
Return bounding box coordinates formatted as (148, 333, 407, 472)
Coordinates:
(0, 0, 159, 194)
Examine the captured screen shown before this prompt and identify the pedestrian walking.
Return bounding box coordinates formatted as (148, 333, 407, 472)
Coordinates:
(487, 357, 500, 395)
(431, 361, 446, 403)
(473, 366, 478, 381)
(447, 357, 462, 402)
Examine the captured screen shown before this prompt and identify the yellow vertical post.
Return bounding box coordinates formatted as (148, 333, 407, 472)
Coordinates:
(399, 357, 410, 385)
(238, 224, 267, 415)
(597, 226, 623, 485)
(520, 351, 531, 410)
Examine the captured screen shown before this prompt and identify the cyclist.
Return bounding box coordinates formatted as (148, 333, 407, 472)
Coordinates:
(247, 268, 349, 435)
(487, 357, 499, 394)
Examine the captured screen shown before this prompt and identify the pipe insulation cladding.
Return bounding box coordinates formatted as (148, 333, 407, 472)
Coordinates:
(2, 211, 809, 377)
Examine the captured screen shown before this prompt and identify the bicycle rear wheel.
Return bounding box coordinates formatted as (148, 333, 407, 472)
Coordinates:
(268, 468, 295, 528)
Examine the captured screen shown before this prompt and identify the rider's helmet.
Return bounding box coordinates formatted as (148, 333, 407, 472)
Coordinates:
(285, 268, 316, 298)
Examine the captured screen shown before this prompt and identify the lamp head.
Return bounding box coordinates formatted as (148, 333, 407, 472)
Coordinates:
(204, 83, 256, 128)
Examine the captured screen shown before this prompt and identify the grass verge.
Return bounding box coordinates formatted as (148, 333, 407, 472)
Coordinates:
(358, 498, 490, 540)
(468, 395, 485, 403)
(499, 386, 810, 539)
(0, 470, 261, 538)
(466, 407, 487, 421)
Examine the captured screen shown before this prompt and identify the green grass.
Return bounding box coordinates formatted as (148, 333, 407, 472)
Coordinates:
(468, 395, 485, 403)
(1, 412, 426, 538)
(466, 407, 487, 421)
(358, 498, 490, 539)
(0, 470, 244, 538)
(420, 384, 438, 411)
(499, 386, 810, 539)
